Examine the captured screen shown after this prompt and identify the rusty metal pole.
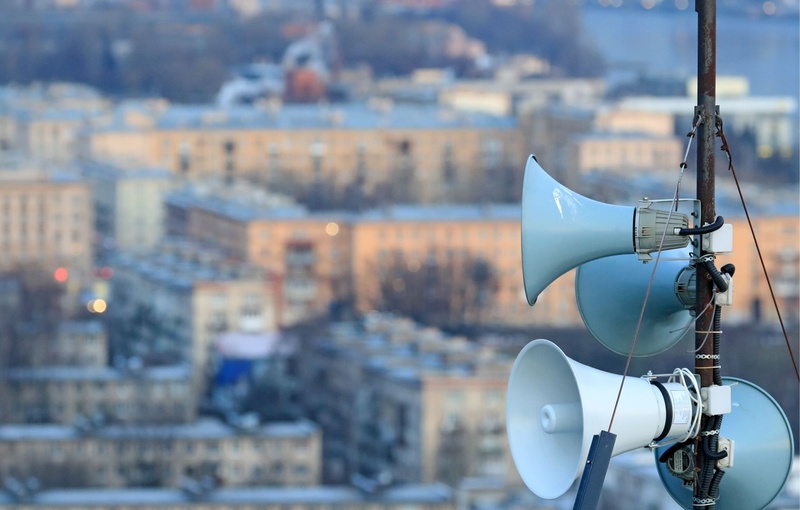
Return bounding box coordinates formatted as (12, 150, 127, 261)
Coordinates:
(694, 0, 717, 508)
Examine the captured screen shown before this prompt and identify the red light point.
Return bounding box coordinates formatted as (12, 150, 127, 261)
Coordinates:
(54, 267, 69, 283)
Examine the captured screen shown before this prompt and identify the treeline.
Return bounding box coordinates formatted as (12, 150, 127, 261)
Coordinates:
(0, 0, 606, 103)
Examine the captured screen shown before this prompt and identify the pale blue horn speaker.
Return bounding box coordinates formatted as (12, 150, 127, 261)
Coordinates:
(575, 249, 695, 357)
(506, 339, 697, 500)
(655, 377, 794, 510)
(520, 155, 690, 305)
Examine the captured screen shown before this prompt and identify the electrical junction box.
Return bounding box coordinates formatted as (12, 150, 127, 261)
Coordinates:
(702, 384, 732, 416)
(703, 223, 733, 253)
(717, 437, 734, 469)
(716, 274, 733, 306)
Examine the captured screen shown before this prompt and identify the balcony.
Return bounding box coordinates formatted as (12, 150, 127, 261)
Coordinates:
(284, 280, 316, 301)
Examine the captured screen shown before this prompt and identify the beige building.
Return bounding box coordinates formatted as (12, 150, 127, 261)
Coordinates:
(298, 314, 519, 487)
(46, 320, 108, 367)
(0, 164, 93, 289)
(0, 366, 194, 426)
(720, 215, 800, 325)
(109, 240, 281, 396)
(351, 205, 533, 326)
(0, 483, 455, 510)
(593, 106, 676, 137)
(613, 95, 798, 157)
(166, 186, 799, 329)
(567, 132, 683, 176)
(166, 191, 353, 325)
(0, 83, 110, 163)
(168, 196, 536, 327)
(0, 418, 321, 489)
(81, 161, 175, 252)
(88, 101, 525, 204)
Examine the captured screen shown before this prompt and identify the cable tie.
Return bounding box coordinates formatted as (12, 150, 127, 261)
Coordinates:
(695, 354, 720, 360)
(693, 497, 716, 506)
(700, 429, 720, 436)
(694, 330, 722, 334)
(695, 365, 721, 370)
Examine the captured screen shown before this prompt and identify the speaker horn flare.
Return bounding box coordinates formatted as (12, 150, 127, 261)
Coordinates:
(521, 155, 690, 305)
(575, 249, 695, 357)
(656, 377, 794, 510)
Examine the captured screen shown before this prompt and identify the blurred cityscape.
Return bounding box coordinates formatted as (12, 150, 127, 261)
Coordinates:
(0, 0, 797, 509)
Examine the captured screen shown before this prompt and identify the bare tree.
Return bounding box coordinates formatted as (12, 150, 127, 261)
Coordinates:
(373, 250, 499, 328)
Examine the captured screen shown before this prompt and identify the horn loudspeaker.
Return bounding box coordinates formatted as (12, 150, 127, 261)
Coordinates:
(506, 339, 695, 499)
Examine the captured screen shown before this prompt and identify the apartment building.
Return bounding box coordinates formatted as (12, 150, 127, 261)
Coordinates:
(614, 95, 798, 157)
(723, 215, 800, 325)
(0, 483, 455, 510)
(351, 204, 537, 326)
(0, 418, 321, 489)
(167, 194, 540, 327)
(0, 164, 93, 289)
(297, 314, 519, 487)
(109, 240, 281, 396)
(81, 161, 175, 252)
(566, 132, 683, 176)
(0, 366, 193, 426)
(166, 182, 799, 329)
(0, 83, 110, 162)
(40, 320, 108, 368)
(165, 190, 354, 325)
(88, 101, 525, 204)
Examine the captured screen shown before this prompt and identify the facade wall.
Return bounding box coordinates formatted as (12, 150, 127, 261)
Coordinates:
(721, 215, 800, 324)
(173, 197, 797, 329)
(90, 131, 157, 169)
(0, 486, 455, 510)
(568, 135, 683, 175)
(418, 375, 514, 486)
(0, 420, 321, 489)
(26, 117, 84, 165)
(350, 212, 530, 326)
(181, 210, 351, 326)
(111, 247, 280, 396)
(594, 109, 675, 137)
(0, 171, 93, 287)
(297, 318, 519, 488)
(89, 116, 524, 204)
(0, 368, 194, 425)
(102, 176, 173, 251)
(50, 321, 108, 367)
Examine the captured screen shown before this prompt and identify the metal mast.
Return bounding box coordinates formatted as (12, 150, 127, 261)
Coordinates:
(694, 0, 718, 508)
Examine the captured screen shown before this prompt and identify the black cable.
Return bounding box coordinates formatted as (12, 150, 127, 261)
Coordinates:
(702, 416, 727, 461)
(700, 258, 729, 293)
(677, 215, 724, 236)
(709, 469, 725, 499)
(658, 440, 687, 464)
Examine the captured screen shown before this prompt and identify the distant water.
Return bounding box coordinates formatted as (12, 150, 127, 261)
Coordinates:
(581, 7, 800, 98)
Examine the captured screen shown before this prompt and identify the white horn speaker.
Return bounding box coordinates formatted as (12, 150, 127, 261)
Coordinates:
(521, 155, 690, 305)
(655, 377, 794, 510)
(506, 339, 696, 500)
(575, 249, 695, 357)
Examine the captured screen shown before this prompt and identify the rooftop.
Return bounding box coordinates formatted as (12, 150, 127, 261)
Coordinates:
(0, 483, 453, 506)
(0, 418, 318, 441)
(100, 101, 517, 133)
